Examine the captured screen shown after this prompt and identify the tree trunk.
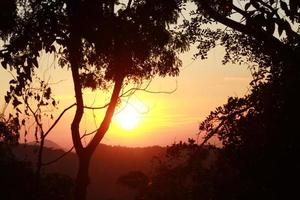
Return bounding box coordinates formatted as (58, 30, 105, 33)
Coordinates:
(36, 135, 45, 181)
(33, 134, 45, 199)
(74, 154, 91, 200)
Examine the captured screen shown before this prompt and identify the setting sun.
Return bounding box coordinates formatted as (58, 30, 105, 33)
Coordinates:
(115, 105, 140, 130)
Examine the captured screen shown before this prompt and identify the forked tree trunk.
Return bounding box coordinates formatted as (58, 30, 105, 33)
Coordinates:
(72, 76, 124, 200)
(66, 2, 126, 199)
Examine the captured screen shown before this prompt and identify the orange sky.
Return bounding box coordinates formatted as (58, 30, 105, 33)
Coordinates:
(0, 45, 251, 149)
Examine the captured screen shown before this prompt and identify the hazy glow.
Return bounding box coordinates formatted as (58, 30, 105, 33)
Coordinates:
(115, 105, 140, 130)
(0, 46, 252, 147)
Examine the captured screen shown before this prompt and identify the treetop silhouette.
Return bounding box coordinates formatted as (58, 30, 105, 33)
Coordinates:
(0, 0, 188, 199)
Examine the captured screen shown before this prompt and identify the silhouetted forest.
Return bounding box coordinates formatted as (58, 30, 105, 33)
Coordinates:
(1, 0, 300, 199)
(10, 143, 166, 200)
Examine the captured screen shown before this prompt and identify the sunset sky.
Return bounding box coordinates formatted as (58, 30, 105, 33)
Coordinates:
(0, 45, 251, 149)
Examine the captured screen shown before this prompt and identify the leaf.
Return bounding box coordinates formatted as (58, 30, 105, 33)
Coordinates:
(5, 94, 11, 103)
(16, 107, 22, 113)
(245, 3, 251, 11)
(32, 58, 39, 68)
(252, 1, 260, 9)
(1, 60, 7, 69)
(44, 87, 51, 99)
(280, 1, 290, 15)
(9, 79, 17, 84)
(13, 97, 22, 108)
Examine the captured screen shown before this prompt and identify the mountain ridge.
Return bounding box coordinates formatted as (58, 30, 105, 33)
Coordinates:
(12, 143, 166, 200)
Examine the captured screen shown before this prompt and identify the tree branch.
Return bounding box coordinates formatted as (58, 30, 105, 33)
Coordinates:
(44, 103, 76, 137)
(199, 106, 251, 146)
(199, 0, 292, 56)
(83, 103, 110, 110)
(86, 75, 125, 155)
(126, 0, 132, 10)
(121, 80, 178, 97)
(42, 128, 97, 166)
(42, 146, 74, 166)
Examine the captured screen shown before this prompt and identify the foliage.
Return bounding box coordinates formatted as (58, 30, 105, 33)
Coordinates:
(198, 79, 290, 199)
(118, 171, 149, 190)
(189, 0, 300, 199)
(0, 113, 20, 144)
(187, 0, 300, 71)
(0, 0, 17, 39)
(0, 0, 188, 93)
(0, 1, 189, 199)
(39, 173, 74, 200)
(0, 143, 74, 200)
(119, 139, 219, 200)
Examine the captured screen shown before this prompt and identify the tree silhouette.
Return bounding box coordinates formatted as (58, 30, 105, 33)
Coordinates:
(17, 76, 61, 192)
(188, 0, 300, 198)
(0, 0, 188, 199)
(118, 139, 219, 200)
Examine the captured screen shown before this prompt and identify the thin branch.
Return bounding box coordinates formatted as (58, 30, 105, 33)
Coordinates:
(83, 80, 177, 110)
(199, 120, 225, 147)
(44, 103, 76, 137)
(199, 106, 251, 147)
(126, 0, 132, 10)
(22, 95, 44, 135)
(82, 129, 97, 138)
(121, 80, 178, 97)
(42, 146, 74, 166)
(83, 102, 110, 110)
(42, 129, 97, 166)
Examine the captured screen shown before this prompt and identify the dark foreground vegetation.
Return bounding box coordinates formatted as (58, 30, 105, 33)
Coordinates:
(1, 142, 166, 200)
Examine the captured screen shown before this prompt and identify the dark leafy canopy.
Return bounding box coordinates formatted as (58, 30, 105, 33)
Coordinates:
(77, 0, 188, 88)
(0, 0, 188, 96)
(118, 140, 219, 200)
(191, 0, 300, 151)
(0, 0, 17, 39)
(0, 114, 20, 144)
(0, 0, 67, 104)
(186, 0, 300, 199)
(0, 1, 188, 200)
(187, 0, 300, 146)
(188, 0, 299, 64)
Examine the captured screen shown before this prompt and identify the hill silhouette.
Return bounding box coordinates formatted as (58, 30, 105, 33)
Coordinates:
(12, 144, 166, 200)
(27, 139, 63, 150)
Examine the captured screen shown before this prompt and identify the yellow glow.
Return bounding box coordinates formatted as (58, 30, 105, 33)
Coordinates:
(115, 105, 140, 130)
